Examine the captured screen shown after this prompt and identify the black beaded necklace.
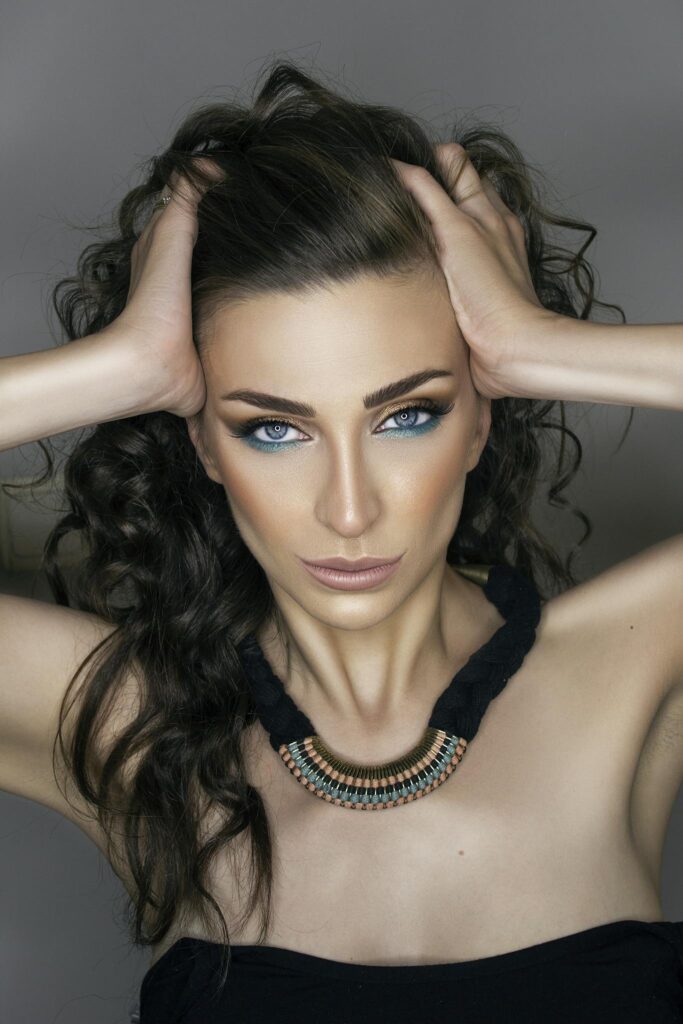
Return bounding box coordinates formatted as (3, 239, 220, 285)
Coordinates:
(236, 563, 541, 811)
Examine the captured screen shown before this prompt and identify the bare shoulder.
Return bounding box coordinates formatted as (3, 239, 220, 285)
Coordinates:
(540, 533, 683, 709)
(0, 593, 141, 861)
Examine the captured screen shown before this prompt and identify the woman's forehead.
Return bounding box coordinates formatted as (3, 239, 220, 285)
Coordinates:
(202, 272, 466, 386)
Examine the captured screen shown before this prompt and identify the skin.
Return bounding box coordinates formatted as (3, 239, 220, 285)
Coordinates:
(186, 266, 494, 754)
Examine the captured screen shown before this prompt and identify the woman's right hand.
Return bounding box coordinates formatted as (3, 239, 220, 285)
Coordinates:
(110, 157, 225, 418)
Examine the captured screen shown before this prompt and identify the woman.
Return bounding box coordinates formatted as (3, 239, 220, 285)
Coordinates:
(1, 61, 682, 1022)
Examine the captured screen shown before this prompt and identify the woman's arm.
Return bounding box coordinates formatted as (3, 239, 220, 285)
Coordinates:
(0, 162, 224, 454)
(492, 317, 683, 411)
(0, 330, 169, 452)
(391, 147, 682, 413)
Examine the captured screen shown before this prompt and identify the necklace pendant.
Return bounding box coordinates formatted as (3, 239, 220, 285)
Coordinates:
(277, 726, 467, 810)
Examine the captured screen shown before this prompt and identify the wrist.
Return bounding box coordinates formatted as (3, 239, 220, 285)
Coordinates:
(476, 306, 565, 399)
(99, 323, 175, 416)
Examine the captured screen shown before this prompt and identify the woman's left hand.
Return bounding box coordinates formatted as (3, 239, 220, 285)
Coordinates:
(391, 144, 554, 399)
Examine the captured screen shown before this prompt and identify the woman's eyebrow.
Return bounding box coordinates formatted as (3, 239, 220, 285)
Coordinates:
(219, 368, 454, 418)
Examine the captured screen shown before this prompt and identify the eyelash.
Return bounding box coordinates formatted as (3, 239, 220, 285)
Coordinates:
(227, 398, 455, 451)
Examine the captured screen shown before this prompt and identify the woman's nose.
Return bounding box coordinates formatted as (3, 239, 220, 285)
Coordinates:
(314, 443, 382, 538)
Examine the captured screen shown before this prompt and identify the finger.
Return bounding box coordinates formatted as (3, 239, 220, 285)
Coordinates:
(169, 157, 226, 209)
(435, 147, 529, 262)
(479, 175, 529, 262)
(433, 142, 493, 222)
(144, 157, 226, 243)
(390, 157, 470, 252)
(479, 175, 512, 218)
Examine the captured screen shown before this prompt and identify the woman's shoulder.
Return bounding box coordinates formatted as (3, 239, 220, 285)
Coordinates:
(538, 534, 683, 711)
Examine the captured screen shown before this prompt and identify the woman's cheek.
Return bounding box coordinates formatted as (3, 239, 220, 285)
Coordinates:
(217, 457, 306, 552)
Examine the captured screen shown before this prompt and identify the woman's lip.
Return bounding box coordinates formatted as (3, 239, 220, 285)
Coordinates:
(300, 557, 402, 591)
(301, 555, 402, 571)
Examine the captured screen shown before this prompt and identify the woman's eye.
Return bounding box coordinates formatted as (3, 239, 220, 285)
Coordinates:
(249, 421, 307, 445)
(376, 406, 433, 433)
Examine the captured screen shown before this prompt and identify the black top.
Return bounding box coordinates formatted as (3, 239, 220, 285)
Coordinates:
(137, 919, 683, 1022)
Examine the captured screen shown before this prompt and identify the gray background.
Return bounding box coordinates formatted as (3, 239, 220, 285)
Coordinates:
(1, 1, 682, 1020)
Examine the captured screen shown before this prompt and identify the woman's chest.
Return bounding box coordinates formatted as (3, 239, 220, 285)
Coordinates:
(193, 606, 672, 965)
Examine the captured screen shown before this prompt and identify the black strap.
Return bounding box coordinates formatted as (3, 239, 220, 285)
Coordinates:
(429, 564, 541, 739)
(237, 563, 541, 752)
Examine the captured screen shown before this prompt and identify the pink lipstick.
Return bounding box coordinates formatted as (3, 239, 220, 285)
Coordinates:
(299, 554, 403, 591)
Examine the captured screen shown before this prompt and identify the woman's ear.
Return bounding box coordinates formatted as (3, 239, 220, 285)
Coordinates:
(466, 395, 492, 472)
(186, 414, 223, 484)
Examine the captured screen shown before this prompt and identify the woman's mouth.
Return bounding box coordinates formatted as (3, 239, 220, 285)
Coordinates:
(299, 555, 403, 591)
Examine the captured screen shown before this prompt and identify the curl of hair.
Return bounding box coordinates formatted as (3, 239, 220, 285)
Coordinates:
(5, 60, 630, 996)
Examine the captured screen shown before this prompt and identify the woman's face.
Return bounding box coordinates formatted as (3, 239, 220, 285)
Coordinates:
(187, 269, 491, 629)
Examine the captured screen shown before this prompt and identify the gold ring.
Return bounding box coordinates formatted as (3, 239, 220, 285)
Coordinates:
(152, 192, 172, 211)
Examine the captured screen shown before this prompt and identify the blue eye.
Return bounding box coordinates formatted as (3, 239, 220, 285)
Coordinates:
(230, 399, 454, 452)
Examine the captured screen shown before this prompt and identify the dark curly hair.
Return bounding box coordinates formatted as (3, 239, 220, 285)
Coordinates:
(4, 59, 630, 994)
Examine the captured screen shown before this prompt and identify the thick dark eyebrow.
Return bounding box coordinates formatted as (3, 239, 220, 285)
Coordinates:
(219, 369, 454, 417)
